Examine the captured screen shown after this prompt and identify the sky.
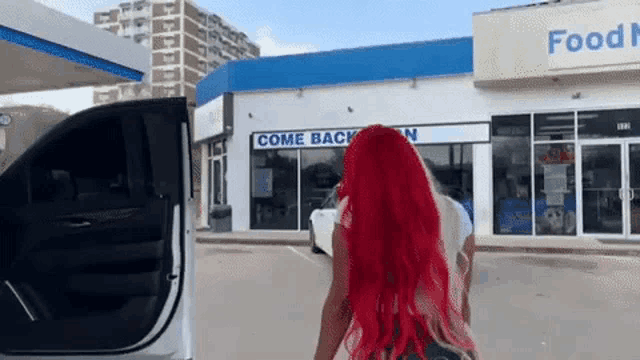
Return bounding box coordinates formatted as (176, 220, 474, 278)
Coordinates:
(0, 0, 529, 115)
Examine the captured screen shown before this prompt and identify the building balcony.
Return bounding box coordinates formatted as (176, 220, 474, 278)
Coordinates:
(219, 30, 235, 44)
(163, 37, 177, 47)
(120, 8, 132, 18)
(162, 21, 179, 32)
(118, 28, 133, 37)
(219, 48, 234, 60)
(97, 14, 113, 23)
(133, 25, 150, 35)
(133, 15, 149, 23)
(197, 61, 207, 73)
(133, 0, 150, 10)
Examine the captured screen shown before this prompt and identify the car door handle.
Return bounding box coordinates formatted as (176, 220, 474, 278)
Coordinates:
(59, 219, 92, 228)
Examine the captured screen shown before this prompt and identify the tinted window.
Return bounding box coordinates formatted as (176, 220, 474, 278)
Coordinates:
(492, 115, 532, 235)
(301, 148, 344, 229)
(578, 109, 640, 139)
(415, 144, 474, 222)
(29, 117, 129, 203)
(251, 150, 298, 230)
(0, 166, 28, 207)
(534, 112, 574, 141)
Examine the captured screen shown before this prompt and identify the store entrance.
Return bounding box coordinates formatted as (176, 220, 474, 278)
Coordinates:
(580, 139, 640, 240)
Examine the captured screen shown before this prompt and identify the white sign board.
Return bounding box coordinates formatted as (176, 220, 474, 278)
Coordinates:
(253, 123, 490, 150)
(194, 95, 223, 142)
(549, 22, 640, 70)
(474, 2, 640, 84)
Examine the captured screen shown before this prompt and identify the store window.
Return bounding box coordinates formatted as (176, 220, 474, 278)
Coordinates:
(534, 143, 576, 235)
(579, 109, 640, 139)
(251, 150, 298, 230)
(492, 115, 532, 235)
(300, 148, 345, 230)
(415, 144, 474, 222)
(535, 112, 575, 141)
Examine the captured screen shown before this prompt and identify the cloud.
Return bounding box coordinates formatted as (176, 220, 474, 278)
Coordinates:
(33, 0, 74, 15)
(0, 87, 93, 115)
(33, 0, 110, 23)
(255, 26, 318, 57)
(33, 0, 65, 7)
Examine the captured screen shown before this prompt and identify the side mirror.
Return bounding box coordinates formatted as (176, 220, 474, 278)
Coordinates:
(0, 114, 12, 126)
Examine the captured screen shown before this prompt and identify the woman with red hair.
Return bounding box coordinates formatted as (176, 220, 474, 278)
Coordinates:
(313, 125, 479, 360)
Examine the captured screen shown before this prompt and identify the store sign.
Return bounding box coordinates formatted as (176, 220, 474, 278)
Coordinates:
(549, 22, 640, 69)
(548, 24, 628, 55)
(252, 123, 490, 150)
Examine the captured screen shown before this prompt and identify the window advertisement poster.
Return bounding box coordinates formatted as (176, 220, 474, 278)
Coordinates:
(252, 168, 273, 198)
(543, 164, 569, 206)
(536, 145, 577, 235)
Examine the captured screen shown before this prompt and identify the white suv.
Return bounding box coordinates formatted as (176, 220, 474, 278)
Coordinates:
(309, 186, 339, 257)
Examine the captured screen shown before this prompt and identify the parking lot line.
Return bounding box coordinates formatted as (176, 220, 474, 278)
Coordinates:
(287, 246, 324, 268)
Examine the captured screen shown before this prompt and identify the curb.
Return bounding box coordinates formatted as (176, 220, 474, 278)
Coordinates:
(196, 238, 309, 246)
(476, 245, 640, 257)
(196, 238, 640, 257)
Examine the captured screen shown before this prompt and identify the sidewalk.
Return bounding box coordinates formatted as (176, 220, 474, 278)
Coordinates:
(196, 230, 640, 256)
(196, 230, 309, 246)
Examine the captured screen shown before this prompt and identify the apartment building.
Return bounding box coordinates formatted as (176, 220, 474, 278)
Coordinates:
(93, 0, 259, 105)
(93, 0, 260, 226)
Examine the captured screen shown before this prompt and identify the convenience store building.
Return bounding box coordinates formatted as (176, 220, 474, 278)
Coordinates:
(195, 0, 640, 245)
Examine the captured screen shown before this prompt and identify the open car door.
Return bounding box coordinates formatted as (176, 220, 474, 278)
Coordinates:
(0, 98, 195, 360)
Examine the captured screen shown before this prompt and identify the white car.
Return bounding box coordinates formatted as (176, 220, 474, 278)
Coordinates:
(309, 187, 339, 257)
(0, 98, 195, 359)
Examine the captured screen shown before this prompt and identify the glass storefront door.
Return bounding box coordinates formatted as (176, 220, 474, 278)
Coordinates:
(212, 158, 222, 205)
(580, 140, 640, 240)
(627, 143, 640, 236)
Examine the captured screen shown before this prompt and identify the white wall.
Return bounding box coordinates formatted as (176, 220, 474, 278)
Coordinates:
(222, 72, 640, 233)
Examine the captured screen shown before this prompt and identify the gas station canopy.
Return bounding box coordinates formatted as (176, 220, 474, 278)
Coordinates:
(0, 0, 150, 95)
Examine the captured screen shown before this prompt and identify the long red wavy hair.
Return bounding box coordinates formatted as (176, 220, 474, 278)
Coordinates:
(338, 125, 476, 360)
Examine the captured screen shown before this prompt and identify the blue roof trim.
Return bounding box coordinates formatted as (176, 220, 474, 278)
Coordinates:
(196, 62, 232, 107)
(0, 25, 144, 82)
(197, 36, 473, 107)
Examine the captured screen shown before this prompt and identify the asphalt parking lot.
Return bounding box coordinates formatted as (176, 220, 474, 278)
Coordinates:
(195, 243, 640, 360)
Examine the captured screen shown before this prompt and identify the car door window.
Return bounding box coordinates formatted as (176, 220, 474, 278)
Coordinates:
(29, 117, 130, 205)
